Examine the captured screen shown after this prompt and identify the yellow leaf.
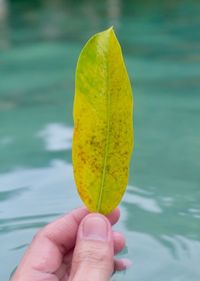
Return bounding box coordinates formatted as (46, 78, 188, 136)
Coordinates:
(72, 27, 134, 214)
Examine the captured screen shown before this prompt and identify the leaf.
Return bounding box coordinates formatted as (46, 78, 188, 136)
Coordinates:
(72, 27, 134, 214)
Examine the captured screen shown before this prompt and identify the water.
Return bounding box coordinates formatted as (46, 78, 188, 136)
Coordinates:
(0, 0, 200, 280)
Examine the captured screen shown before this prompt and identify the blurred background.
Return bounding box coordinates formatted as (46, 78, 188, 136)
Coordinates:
(0, 0, 200, 280)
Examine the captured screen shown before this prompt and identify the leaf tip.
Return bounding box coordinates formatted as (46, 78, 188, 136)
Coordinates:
(104, 26, 115, 34)
(101, 26, 117, 43)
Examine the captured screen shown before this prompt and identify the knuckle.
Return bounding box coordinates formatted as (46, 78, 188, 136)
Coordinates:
(32, 225, 49, 242)
(74, 241, 111, 268)
(32, 229, 43, 242)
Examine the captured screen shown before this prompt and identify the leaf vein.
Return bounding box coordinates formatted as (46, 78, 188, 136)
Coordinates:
(97, 40, 111, 212)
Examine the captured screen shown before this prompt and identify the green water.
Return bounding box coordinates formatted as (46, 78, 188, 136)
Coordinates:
(0, 0, 200, 280)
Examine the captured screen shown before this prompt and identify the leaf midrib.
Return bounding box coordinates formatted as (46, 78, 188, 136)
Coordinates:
(97, 38, 111, 212)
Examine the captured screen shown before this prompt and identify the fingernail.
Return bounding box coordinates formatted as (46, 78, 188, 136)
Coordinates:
(122, 258, 132, 269)
(81, 215, 109, 241)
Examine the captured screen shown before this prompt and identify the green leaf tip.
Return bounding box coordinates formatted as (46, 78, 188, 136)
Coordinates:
(107, 26, 114, 31)
(95, 26, 115, 38)
(102, 26, 115, 35)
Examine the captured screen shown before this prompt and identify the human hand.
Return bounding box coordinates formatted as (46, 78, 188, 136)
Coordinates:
(11, 207, 130, 281)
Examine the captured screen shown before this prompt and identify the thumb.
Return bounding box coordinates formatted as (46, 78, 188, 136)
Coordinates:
(69, 213, 114, 281)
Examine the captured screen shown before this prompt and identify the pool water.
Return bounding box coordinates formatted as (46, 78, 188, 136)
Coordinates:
(0, 0, 200, 280)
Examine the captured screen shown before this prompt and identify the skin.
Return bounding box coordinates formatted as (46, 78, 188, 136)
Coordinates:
(11, 207, 130, 281)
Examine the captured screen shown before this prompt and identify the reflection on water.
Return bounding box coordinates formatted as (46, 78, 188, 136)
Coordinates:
(0, 0, 200, 280)
(0, 187, 28, 202)
(0, 213, 60, 234)
(37, 123, 73, 151)
(124, 186, 162, 213)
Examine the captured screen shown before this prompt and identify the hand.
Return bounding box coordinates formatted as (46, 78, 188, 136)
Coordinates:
(11, 207, 130, 281)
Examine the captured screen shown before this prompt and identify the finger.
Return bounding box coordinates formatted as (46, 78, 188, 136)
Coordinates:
(41, 207, 89, 253)
(12, 207, 89, 277)
(55, 263, 68, 280)
(56, 217, 124, 279)
(64, 249, 74, 264)
(113, 231, 125, 254)
(57, 209, 122, 275)
(114, 258, 132, 271)
(62, 231, 125, 270)
(69, 213, 114, 281)
(63, 250, 74, 275)
(106, 207, 120, 225)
